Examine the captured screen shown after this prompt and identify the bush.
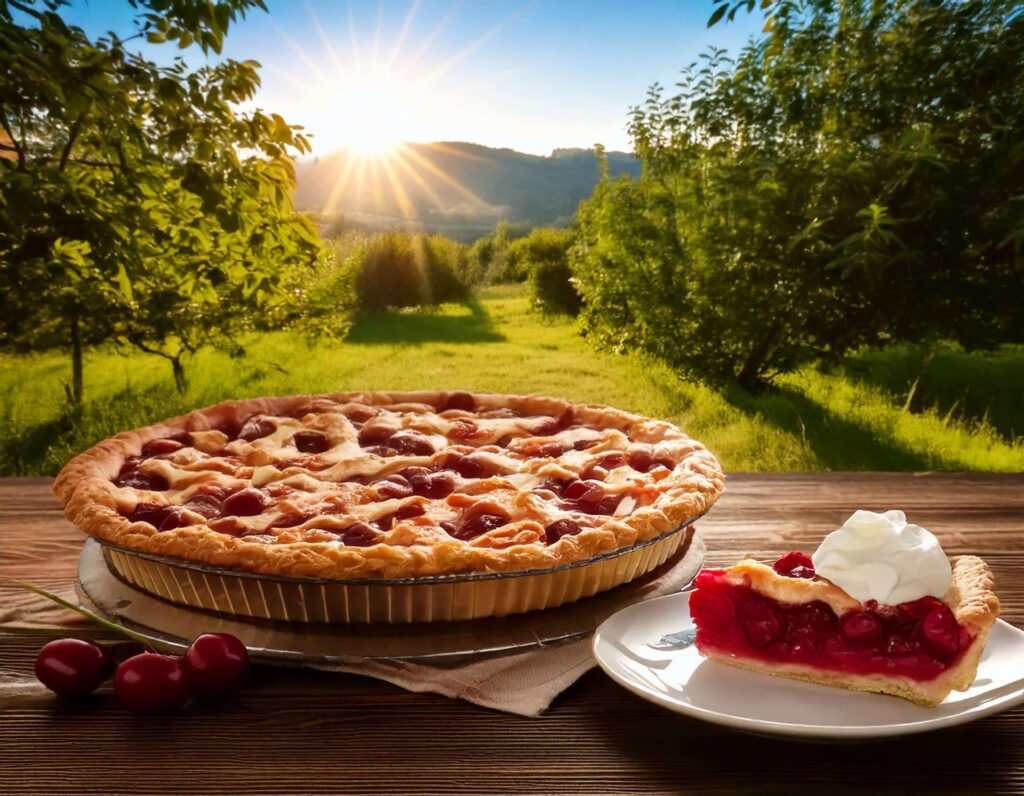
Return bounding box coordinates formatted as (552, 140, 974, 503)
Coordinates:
(420, 234, 471, 303)
(509, 228, 580, 315)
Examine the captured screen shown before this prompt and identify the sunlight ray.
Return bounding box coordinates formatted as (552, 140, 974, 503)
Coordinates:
(419, 141, 487, 163)
(346, 0, 362, 71)
(322, 152, 362, 214)
(404, 0, 461, 70)
(396, 145, 491, 207)
(418, 1, 537, 88)
(306, 1, 346, 75)
(389, 147, 445, 207)
(273, 23, 333, 87)
(387, 0, 421, 70)
(378, 155, 418, 218)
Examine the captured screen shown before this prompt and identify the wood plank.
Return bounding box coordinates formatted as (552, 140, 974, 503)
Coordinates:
(2, 475, 1023, 795)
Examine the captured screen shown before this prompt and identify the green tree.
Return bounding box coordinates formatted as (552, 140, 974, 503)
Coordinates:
(574, 0, 1024, 392)
(507, 227, 580, 315)
(0, 0, 320, 401)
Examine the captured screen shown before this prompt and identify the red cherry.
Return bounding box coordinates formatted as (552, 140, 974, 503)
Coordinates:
(181, 633, 249, 699)
(544, 518, 581, 544)
(238, 416, 276, 441)
(388, 430, 436, 456)
(183, 493, 222, 520)
(440, 391, 476, 412)
(222, 488, 267, 517)
(921, 605, 961, 658)
(358, 424, 394, 445)
(158, 508, 192, 531)
(410, 470, 457, 498)
(114, 653, 192, 714)
(376, 474, 414, 499)
(35, 639, 112, 696)
(336, 522, 379, 547)
(115, 459, 169, 491)
(293, 430, 330, 454)
(448, 418, 479, 441)
(450, 513, 508, 541)
(628, 449, 654, 472)
(374, 502, 426, 531)
(841, 611, 884, 645)
(125, 502, 173, 527)
(773, 551, 816, 579)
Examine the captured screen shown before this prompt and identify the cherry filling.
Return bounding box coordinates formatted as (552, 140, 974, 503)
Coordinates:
(292, 430, 330, 454)
(561, 479, 620, 515)
(114, 458, 169, 491)
(690, 561, 974, 682)
(773, 551, 817, 579)
(439, 391, 476, 412)
(544, 518, 581, 545)
(238, 416, 276, 441)
(373, 502, 426, 531)
(448, 512, 508, 541)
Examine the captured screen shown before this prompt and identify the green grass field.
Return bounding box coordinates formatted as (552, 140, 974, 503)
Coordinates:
(2, 286, 1022, 476)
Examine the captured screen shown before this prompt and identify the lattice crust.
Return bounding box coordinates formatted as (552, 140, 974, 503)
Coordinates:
(54, 391, 725, 579)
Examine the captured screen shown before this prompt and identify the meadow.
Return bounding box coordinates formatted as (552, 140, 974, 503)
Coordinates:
(2, 286, 1021, 477)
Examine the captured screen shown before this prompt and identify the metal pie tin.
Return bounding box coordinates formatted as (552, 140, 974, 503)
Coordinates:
(100, 520, 698, 624)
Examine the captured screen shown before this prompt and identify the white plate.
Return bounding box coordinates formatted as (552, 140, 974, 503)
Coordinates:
(592, 591, 1024, 740)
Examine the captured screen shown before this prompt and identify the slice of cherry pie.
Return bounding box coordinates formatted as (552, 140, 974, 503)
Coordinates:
(54, 391, 724, 580)
(690, 551, 1000, 706)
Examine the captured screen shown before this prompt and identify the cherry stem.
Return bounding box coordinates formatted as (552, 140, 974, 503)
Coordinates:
(2, 577, 154, 648)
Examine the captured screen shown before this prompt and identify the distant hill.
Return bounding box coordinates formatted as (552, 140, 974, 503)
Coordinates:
(293, 142, 640, 231)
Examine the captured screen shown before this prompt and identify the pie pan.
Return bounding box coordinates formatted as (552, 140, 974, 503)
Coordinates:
(99, 519, 699, 624)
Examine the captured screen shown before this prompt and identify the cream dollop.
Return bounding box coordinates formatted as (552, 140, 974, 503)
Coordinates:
(811, 510, 951, 605)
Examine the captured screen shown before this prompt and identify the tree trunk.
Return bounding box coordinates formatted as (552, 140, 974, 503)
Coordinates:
(171, 355, 188, 394)
(736, 325, 779, 394)
(68, 313, 84, 407)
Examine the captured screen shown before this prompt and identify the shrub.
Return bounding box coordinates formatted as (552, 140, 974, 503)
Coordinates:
(420, 234, 471, 303)
(355, 232, 430, 310)
(509, 228, 580, 315)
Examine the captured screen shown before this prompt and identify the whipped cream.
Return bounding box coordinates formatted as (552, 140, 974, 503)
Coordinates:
(811, 510, 951, 605)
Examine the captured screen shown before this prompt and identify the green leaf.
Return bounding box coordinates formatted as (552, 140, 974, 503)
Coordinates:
(707, 4, 728, 28)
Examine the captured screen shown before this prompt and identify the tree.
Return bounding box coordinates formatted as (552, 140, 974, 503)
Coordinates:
(0, 0, 321, 402)
(507, 227, 580, 315)
(573, 0, 1024, 392)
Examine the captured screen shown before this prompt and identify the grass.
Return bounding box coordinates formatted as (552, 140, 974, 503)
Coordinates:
(2, 285, 1022, 476)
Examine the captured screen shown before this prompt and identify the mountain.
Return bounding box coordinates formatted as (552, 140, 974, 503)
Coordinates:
(293, 142, 640, 232)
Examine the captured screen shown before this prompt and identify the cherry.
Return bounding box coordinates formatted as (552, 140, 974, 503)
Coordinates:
(222, 488, 266, 517)
(562, 480, 592, 501)
(114, 653, 192, 714)
(409, 470, 457, 499)
(556, 407, 575, 430)
(271, 512, 309, 528)
(115, 459, 169, 491)
(440, 391, 476, 412)
(598, 452, 628, 470)
(210, 517, 246, 537)
(344, 405, 378, 423)
(293, 430, 330, 454)
(183, 493, 222, 520)
(532, 418, 559, 436)
(535, 478, 571, 497)
(544, 518, 581, 544)
(376, 474, 414, 499)
(737, 595, 783, 648)
(388, 430, 435, 456)
(336, 522, 379, 547)
(532, 442, 565, 458)
(448, 419, 479, 442)
(573, 437, 599, 451)
(142, 438, 185, 457)
(773, 551, 816, 579)
(181, 633, 249, 699)
(628, 449, 654, 473)
(449, 513, 508, 541)
(358, 424, 394, 445)
(35, 639, 112, 696)
(921, 605, 961, 658)
(158, 508, 192, 531)
(373, 502, 425, 531)
(449, 452, 494, 479)
(564, 480, 613, 514)
(841, 611, 884, 646)
(238, 416, 276, 441)
(125, 502, 173, 527)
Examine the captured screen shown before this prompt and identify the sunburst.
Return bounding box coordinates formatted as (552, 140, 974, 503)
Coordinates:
(280, 0, 535, 220)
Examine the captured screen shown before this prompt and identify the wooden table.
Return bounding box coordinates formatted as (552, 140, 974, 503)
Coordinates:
(2, 474, 1022, 794)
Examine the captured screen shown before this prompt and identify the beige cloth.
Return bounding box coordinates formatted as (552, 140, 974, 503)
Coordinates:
(1, 539, 702, 717)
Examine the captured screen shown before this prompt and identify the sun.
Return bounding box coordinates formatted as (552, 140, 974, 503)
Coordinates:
(332, 76, 409, 157)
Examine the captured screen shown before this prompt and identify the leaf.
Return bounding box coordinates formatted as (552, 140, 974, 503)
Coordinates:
(707, 4, 728, 27)
(114, 262, 134, 302)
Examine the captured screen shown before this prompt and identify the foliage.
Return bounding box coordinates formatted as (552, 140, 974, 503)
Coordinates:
(0, 0, 320, 399)
(506, 228, 580, 315)
(2, 287, 1021, 477)
(573, 0, 1024, 391)
(349, 230, 471, 310)
(468, 220, 534, 284)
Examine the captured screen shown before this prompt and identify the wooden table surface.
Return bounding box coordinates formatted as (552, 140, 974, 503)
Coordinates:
(2, 473, 1023, 795)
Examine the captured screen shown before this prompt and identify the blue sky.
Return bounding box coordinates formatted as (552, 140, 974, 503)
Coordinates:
(59, 0, 766, 155)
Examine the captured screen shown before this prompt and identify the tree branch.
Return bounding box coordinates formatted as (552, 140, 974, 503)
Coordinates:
(59, 108, 90, 172)
(0, 113, 25, 171)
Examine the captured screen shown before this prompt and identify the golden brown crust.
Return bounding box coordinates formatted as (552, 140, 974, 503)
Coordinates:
(54, 391, 725, 580)
(701, 553, 1000, 707)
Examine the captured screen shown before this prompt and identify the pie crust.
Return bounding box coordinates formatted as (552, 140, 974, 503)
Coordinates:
(53, 391, 725, 580)
(693, 555, 1000, 706)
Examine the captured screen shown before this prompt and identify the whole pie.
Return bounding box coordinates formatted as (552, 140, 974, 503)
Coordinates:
(689, 551, 1000, 706)
(54, 391, 725, 580)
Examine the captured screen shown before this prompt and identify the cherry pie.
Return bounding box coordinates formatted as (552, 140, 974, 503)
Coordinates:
(690, 551, 1000, 706)
(54, 391, 724, 580)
